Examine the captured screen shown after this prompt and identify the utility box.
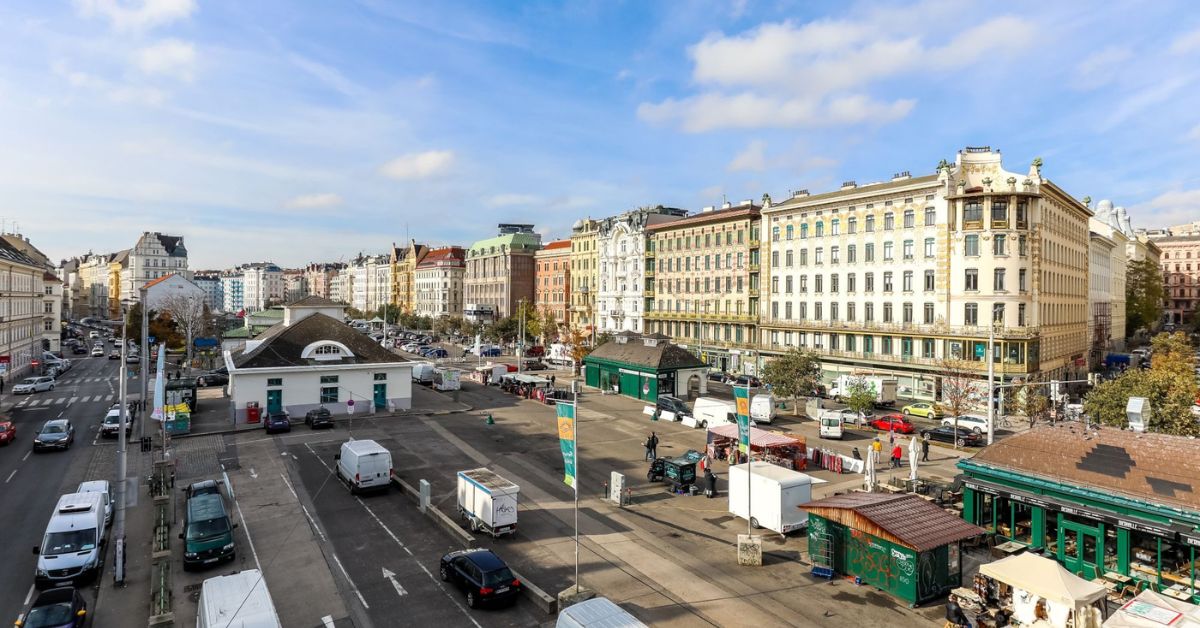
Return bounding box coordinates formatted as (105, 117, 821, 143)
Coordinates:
(609, 471, 626, 506)
(1126, 397, 1149, 433)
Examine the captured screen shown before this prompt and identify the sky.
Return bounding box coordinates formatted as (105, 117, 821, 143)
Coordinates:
(2, 0, 1199, 269)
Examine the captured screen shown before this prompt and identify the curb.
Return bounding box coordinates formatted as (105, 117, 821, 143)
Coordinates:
(391, 477, 557, 615)
(175, 405, 476, 439)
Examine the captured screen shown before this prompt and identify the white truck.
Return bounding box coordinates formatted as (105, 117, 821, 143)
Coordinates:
(828, 374, 898, 407)
(197, 569, 282, 628)
(548, 342, 573, 367)
(728, 463, 816, 535)
(432, 368, 461, 391)
(411, 362, 437, 385)
(456, 468, 519, 538)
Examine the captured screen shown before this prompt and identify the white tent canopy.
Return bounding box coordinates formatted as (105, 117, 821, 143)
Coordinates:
(1104, 589, 1200, 628)
(981, 552, 1106, 607)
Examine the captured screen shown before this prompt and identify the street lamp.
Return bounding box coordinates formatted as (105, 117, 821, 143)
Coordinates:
(114, 297, 135, 586)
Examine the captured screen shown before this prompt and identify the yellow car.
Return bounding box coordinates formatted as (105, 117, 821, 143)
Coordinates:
(902, 402, 939, 419)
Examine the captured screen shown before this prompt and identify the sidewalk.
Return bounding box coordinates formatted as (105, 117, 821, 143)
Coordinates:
(91, 449, 157, 627)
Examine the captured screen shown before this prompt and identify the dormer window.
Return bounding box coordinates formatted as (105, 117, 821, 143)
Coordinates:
(315, 345, 340, 356)
(301, 341, 355, 361)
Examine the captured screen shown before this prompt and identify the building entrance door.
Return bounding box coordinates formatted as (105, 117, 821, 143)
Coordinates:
(374, 384, 387, 410)
(266, 389, 282, 415)
(1061, 520, 1101, 580)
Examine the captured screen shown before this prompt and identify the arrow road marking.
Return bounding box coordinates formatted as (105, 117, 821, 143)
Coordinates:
(382, 567, 407, 597)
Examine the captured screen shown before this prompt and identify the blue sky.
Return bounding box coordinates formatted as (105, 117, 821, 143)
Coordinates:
(2, 0, 1199, 269)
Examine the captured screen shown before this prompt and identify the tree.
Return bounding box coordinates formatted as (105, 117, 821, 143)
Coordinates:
(937, 359, 984, 449)
(843, 375, 877, 426)
(158, 293, 207, 371)
(538, 308, 560, 345)
(565, 328, 591, 375)
(1013, 374, 1051, 428)
(760, 349, 822, 415)
(1083, 332, 1200, 435)
(1126, 258, 1165, 337)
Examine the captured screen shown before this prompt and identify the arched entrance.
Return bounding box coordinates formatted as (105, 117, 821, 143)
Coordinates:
(686, 374, 701, 400)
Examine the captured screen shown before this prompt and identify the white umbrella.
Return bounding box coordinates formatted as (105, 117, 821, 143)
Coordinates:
(908, 435, 920, 481)
(864, 441, 876, 492)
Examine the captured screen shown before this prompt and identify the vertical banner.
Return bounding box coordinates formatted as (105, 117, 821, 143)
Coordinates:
(734, 386, 751, 454)
(557, 402, 577, 488)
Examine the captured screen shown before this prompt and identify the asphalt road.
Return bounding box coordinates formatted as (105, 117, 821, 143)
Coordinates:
(0, 347, 130, 621)
(289, 437, 543, 628)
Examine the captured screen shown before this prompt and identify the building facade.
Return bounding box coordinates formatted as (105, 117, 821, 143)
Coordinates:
(220, 271, 245, 313)
(595, 206, 688, 334)
(122, 232, 190, 306)
(348, 254, 391, 314)
(42, 272, 62, 354)
(760, 147, 1092, 400)
(534, 239, 571, 337)
(77, 253, 112, 319)
(303, 263, 344, 300)
(283, 269, 308, 304)
(193, 271, 223, 312)
(1154, 234, 1200, 327)
(464, 224, 542, 322)
(644, 202, 762, 374)
(390, 241, 428, 314)
(569, 218, 600, 338)
(329, 268, 351, 305)
(241, 263, 284, 313)
(414, 246, 465, 319)
(0, 237, 48, 380)
(1087, 200, 1130, 364)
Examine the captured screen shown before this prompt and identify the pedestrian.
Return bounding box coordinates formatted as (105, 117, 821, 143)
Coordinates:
(871, 436, 882, 463)
(645, 431, 659, 460)
(891, 443, 902, 469)
(550, 374, 556, 386)
(921, 435, 930, 462)
(0, 375, 5, 394)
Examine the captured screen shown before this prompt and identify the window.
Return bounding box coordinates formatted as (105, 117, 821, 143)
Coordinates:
(1018, 235, 1027, 257)
(1018, 303, 1026, 326)
(320, 387, 339, 403)
(865, 272, 875, 292)
(924, 302, 934, 324)
(884, 212, 895, 230)
(883, 242, 894, 261)
(847, 245, 856, 263)
(903, 240, 913, 260)
(991, 199, 1008, 223)
(772, 302, 779, 318)
(815, 275, 823, 293)
(882, 336, 892, 355)
(847, 273, 856, 292)
(847, 302, 856, 321)
(373, 373, 387, 381)
(965, 235, 980, 256)
(1016, 200, 1028, 226)
(785, 276, 793, 293)
(965, 303, 978, 325)
(786, 225, 794, 240)
(831, 274, 839, 292)
(994, 268, 1006, 291)
(963, 200, 983, 224)
(865, 243, 875, 263)
(864, 335, 874, 353)
(320, 375, 339, 384)
(267, 378, 283, 387)
(800, 249, 808, 266)
(883, 303, 893, 322)
(902, 271, 913, 292)
(1019, 269, 1027, 292)
(883, 271, 894, 292)
(903, 209, 914, 229)
(865, 302, 875, 322)
(922, 338, 935, 358)
(993, 303, 1005, 324)
(814, 302, 823, 320)
(831, 246, 840, 264)
(815, 248, 824, 264)
(831, 219, 840, 235)
(800, 275, 808, 292)
(866, 215, 875, 232)
(924, 270, 935, 291)
(848, 217, 857, 234)
(785, 251, 793, 267)
(965, 269, 979, 291)
(924, 238, 935, 258)
(771, 277, 779, 292)
(815, 222, 824, 237)
(924, 207, 936, 226)
(772, 251, 779, 267)
(993, 234, 1006, 256)
(772, 226, 780, 241)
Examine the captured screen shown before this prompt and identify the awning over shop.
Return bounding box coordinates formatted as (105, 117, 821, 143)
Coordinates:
(1103, 589, 1200, 627)
(981, 552, 1106, 608)
(707, 424, 799, 448)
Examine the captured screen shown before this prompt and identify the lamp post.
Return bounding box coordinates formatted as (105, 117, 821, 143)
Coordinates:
(114, 298, 134, 586)
(986, 322, 997, 446)
(139, 286, 148, 440)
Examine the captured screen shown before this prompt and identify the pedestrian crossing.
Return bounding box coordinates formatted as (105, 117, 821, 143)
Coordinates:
(55, 376, 118, 384)
(13, 394, 118, 408)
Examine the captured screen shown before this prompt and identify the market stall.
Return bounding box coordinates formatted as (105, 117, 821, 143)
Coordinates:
(499, 373, 554, 401)
(705, 424, 806, 470)
(1104, 589, 1200, 627)
(980, 552, 1106, 628)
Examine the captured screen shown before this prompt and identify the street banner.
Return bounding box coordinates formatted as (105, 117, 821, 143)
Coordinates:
(557, 402, 577, 489)
(734, 386, 750, 454)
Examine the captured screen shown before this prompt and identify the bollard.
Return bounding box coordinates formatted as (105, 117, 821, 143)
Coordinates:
(485, 413, 495, 425)
(418, 479, 431, 513)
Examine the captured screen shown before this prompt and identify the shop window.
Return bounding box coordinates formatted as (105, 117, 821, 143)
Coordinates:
(1044, 513, 1060, 554)
(979, 493, 996, 531)
(1104, 527, 1119, 573)
(1130, 529, 1158, 576)
(1160, 537, 1192, 586)
(1013, 503, 1034, 545)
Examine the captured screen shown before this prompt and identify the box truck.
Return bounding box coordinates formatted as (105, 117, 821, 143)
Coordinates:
(727, 463, 815, 535)
(456, 468, 519, 538)
(691, 397, 737, 429)
(828, 374, 897, 407)
(432, 368, 461, 391)
(750, 393, 776, 424)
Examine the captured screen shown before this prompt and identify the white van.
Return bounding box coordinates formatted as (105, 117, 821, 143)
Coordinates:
(411, 362, 436, 385)
(750, 394, 776, 424)
(335, 439, 393, 494)
(76, 480, 112, 528)
(197, 569, 282, 628)
(557, 597, 647, 628)
(692, 397, 737, 429)
(34, 492, 105, 589)
(818, 410, 844, 440)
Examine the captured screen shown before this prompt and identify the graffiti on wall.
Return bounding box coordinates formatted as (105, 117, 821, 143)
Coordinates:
(846, 531, 912, 593)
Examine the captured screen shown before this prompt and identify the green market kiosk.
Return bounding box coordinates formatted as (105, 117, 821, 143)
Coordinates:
(583, 332, 707, 403)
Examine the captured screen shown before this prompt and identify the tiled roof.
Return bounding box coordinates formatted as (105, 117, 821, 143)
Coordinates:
(286, 295, 341, 308)
(233, 312, 405, 369)
(767, 174, 940, 211)
(804, 492, 985, 552)
(584, 335, 705, 371)
(646, 205, 760, 231)
(967, 425, 1200, 512)
(0, 238, 43, 268)
(416, 246, 465, 268)
(155, 233, 186, 256)
(142, 274, 174, 291)
(43, 272, 61, 282)
(542, 239, 571, 251)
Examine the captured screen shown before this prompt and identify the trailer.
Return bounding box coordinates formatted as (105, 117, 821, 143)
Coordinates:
(456, 468, 519, 537)
(828, 374, 897, 407)
(432, 368, 461, 391)
(728, 463, 818, 535)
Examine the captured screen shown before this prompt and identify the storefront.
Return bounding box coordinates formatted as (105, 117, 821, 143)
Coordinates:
(959, 426, 1200, 598)
(583, 332, 707, 403)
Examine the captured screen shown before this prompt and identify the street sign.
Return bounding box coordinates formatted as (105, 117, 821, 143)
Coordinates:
(148, 336, 156, 344)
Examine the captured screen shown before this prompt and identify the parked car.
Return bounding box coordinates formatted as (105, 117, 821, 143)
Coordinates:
(902, 402, 939, 419)
(16, 586, 88, 627)
(108, 350, 120, 360)
(942, 414, 988, 434)
(90, 347, 103, 358)
(541, 389, 573, 405)
(72, 345, 88, 355)
(520, 360, 548, 371)
(196, 373, 229, 387)
(181, 480, 237, 571)
(524, 346, 545, 357)
(99, 407, 133, 438)
(126, 353, 139, 364)
(14, 376, 55, 394)
(264, 412, 291, 434)
(707, 371, 728, 383)
(655, 395, 692, 421)
(921, 426, 983, 447)
(0, 418, 15, 445)
(426, 348, 449, 359)
(33, 420, 75, 452)
(868, 414, 916, 434)
(304, 407, 333, 429)
(729, 374, 762, 388)
(439, 548, 522, 608)
(479, 347, 502, 357)
(837, 408, 875, 427)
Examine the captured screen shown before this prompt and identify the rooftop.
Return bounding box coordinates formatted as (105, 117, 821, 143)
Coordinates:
(584, 333, 706, 371)
(233, 312, 405, 369)
(804, 492, 985, 552)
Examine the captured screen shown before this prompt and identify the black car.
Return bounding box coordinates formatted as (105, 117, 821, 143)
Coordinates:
(71, 345, 88, 355)
(655, 395, 692, 421)
(541, 389, 573, 405)
(439, 549, 521, 608)
(18, 586, 88, 627)
(264, 412, 291, 434)
(304, 407, 333, 429)
(33, 420, 75, 452)
(195, 373, 229, 387)
(921, 426, 983, 448)
(730, 374, 762, 388)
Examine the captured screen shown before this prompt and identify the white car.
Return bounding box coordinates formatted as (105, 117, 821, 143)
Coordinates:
(942, 414, 988, 434)
(91, 347, 104, 357)
(13, 376, 55, 394)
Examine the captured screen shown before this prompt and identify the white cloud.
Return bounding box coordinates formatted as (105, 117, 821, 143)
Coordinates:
(137, 39, 196, 81)
(727, 139, 767, 172)
(74, 0, 196, 32)
(285, 193, 343, 209)
(1072, 46, 1132, 90)
(487, 193, 541, 207)
(1171, 26, 1200, 55)
(1188, 124, 1200, 142)
(641, 11, 1032, 132)
(379, 150, 456, 180)
(1135, 188, 1200, 228)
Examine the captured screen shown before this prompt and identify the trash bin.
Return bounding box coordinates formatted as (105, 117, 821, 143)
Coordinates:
(246, 401, 261, 423)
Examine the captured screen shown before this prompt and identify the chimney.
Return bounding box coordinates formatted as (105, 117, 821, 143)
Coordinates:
(722, 201, 732, 209)
(792, 189, 809, 198)
(891, 171, 911, 182)
(740, 199, 753, 206)
(840, 181, 857, 190)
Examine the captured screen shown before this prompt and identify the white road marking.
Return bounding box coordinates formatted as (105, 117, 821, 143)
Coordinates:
(23, 584, 34, 605)
(229, 482, 261, 571)
(321, 616, 335, 628)
(5, 469, 16, 483)
(279, 473, 296, 498)
(301, 505, 325, 541)
(331, 554, 370, 610)
(305, 442, 333, 472)
(22, 451, 31, 462)
(68, 397, 78, 404)
(382, 567, 408, 597)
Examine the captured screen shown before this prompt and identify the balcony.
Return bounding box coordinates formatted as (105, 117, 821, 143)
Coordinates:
(644, 249, 655, 259)
(645, 268, 654, 277)
(758, 346, 1035, 375)
(643, 289, 654, 297)
(748, 288, 759, 297)
(647, 311, 757, 324)
(749, 238, 760, 248)
(748, 263, 760, 272)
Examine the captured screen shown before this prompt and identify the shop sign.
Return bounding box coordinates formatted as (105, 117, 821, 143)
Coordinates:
(618, 368, 640, 375)
(1181, 534, 1200, 548)
(1008, 493, 1053, 510)
(1115, 518, 1175, 537)
(964, 481, 998, 495)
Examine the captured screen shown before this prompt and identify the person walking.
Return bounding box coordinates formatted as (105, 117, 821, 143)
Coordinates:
(891, 443, 902, 469)
(0, 375, 5, 394)
(920, 435, 931, 462)
(871, 436, 882, 464)
(550, 374, 556, 386)
(644, 432, 659, 460)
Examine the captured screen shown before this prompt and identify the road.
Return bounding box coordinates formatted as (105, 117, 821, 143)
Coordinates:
(0, 345, 130, 621)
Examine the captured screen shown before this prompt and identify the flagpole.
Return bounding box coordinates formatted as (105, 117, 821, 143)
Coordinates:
(573, 387, 579, 588)
(743, 384, 751, 537)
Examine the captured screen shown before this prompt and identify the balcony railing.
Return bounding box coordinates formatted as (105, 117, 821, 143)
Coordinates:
(645, 311, 756, 323)
(757, 318, 1040, 339)
(643, 289, 654, 297)
(758, 345, 1035, 374)
(748, 263, 760, 272)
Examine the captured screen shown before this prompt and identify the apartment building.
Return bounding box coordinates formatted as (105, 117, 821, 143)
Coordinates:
(220, 271, 245, 313)
(1087, 200, 1130, 364)
(569, 218, 600, 337)
(1155, 234, 1200, 327)
(760, 146, 1092, 399)
(193, 271, 223, 312)
(241, 263, 284, 313)
(121, 232, 190, 306)
(464, 224, 541, 323)
(348, 254, 391, 314)
(75, 253, 112, 319)
(0, 237, 48, 379)
(390, 241, 428, 314)
(303, 262, 344, 299)
(534, 240, 571, 336)
(645, 202, 762, 373)
(414, 246, 466, 318)
(283, 268, 308, 304)
(595, 206, 688, 334)
(330, 268, 351, 305)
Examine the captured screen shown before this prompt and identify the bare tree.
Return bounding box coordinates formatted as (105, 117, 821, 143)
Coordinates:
(158, 292, 207, 372)
(1014, 375, 1051, 429)
(937, 358, 984, 449)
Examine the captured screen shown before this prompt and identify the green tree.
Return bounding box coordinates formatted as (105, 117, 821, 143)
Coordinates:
(538, 308, 560, 345)
(843, 375, 877, 426)
(937, 358, 983, 449)
(760, 349, 822, 415)
(1126, 258, 1165, 337)
(1013, 374, 1051, 428)
(1084, 332, 1199, 435)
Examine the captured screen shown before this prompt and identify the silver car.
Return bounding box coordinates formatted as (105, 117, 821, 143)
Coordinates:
(13, 376, 55, 394)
